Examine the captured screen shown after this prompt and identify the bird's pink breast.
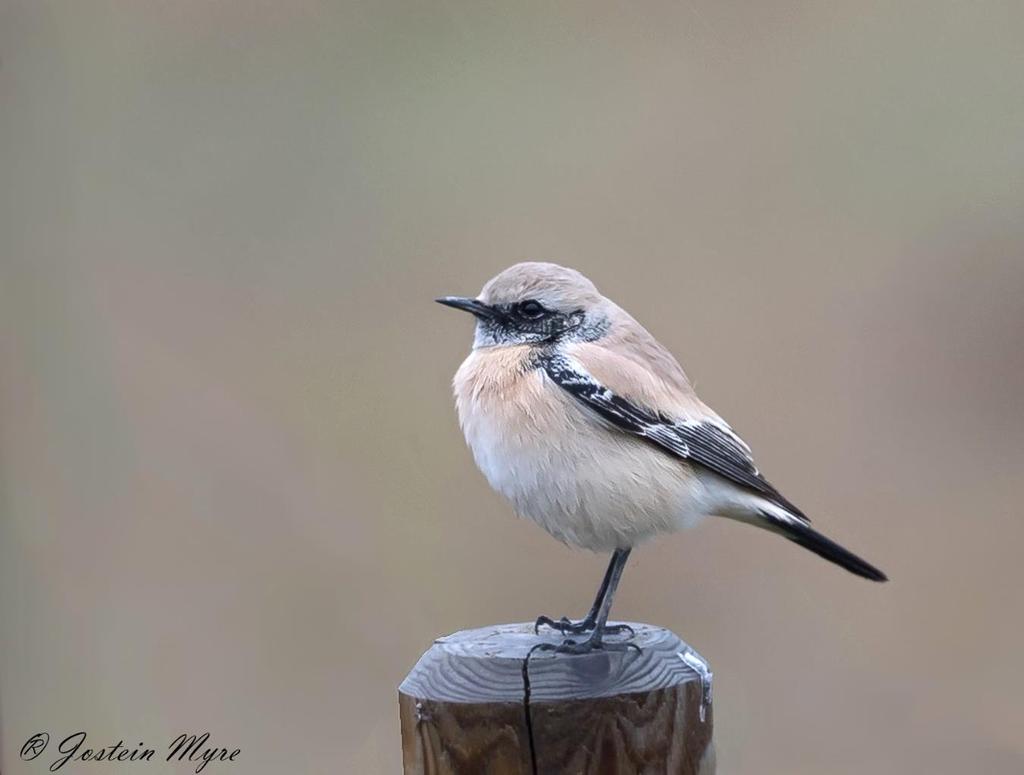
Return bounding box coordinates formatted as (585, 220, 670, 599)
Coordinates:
(453, 348, 705, 551)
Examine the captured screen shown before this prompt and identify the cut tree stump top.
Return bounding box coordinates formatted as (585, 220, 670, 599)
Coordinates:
(400, 622, 707, 703)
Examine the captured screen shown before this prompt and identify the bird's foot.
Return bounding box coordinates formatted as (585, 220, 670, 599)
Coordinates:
(529, 629, 641, 657)
(534, 615, 634, 638)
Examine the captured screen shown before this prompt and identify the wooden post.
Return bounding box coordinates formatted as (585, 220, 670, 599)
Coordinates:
(398, 622, 714, 774)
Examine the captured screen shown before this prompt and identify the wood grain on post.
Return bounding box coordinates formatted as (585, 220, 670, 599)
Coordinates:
(398, 622, 714, 774)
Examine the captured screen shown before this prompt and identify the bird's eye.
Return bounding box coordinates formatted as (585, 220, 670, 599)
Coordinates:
(517, 300, 546, 319)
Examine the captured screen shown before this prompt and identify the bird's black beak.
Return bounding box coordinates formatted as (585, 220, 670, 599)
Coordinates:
(435, 296, 496, 319)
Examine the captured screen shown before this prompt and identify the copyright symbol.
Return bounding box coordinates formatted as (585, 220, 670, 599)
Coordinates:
(21, 732, 49, 760)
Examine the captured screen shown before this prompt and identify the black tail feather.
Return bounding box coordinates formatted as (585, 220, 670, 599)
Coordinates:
(779, 520, 888, 582)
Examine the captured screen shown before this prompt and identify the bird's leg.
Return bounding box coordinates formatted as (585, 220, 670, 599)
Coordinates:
(533, 548, 639, 655)
(534, 549, 633, 637)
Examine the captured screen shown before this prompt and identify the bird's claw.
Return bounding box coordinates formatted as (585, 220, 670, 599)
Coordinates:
(534, 615, 584, 634)
(528, 633, 641, 658)
(534, 615, 635, 639)
(605, 623, 635, 638)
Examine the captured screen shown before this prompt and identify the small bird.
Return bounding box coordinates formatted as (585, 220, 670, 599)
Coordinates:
(438, 262, 886, 654)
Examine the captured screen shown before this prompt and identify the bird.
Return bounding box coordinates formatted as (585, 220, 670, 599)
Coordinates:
(437, 262, 886, 654)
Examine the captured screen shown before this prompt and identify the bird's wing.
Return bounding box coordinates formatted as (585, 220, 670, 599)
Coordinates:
(542, 350, 809, 523)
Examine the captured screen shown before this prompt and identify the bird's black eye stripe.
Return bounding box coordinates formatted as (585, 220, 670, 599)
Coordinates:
(515, 300, 546, 319)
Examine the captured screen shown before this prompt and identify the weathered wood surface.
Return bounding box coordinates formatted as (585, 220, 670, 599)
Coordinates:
(399, 622, 714, 774)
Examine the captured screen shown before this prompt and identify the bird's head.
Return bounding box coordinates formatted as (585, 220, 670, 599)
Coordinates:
(437, 262, 611, 348)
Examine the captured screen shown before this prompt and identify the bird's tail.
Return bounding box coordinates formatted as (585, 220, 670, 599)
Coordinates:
(769, 517, 888, 582)
(715, 491, 888, 582)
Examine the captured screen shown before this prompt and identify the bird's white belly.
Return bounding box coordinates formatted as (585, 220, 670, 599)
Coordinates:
(456, 362, 707, 552)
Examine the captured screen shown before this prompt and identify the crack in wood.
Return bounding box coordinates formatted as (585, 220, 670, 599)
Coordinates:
(521, 654, 540, 775)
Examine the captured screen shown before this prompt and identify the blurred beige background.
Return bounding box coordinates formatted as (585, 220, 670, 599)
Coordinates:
(2, 2, 1023, 773)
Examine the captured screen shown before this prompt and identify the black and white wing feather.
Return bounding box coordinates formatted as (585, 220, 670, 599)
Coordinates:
(542, 354, 809, 524)
(541, 353, 888, 582)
